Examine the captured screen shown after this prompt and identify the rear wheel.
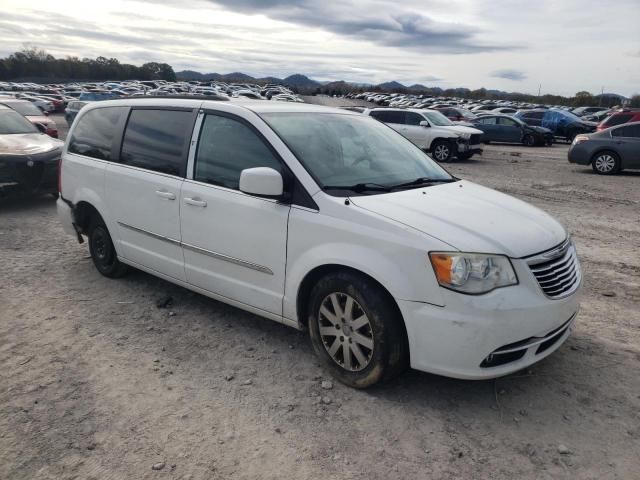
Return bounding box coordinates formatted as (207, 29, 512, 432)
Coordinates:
(431, 140, 453, 162)
(307, 271, 408, 388)
(591, 151, 620, 175)
(88, 219, 128, 278)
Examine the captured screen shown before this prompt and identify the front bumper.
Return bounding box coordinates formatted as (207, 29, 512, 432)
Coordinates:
(0, 151, 59, 193)
(398, 258, 581, 379)
(567, 144, 592, 165)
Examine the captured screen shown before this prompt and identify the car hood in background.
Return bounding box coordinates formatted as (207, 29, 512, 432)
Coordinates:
(442, 125, 484, 136)
(0, 133, 63, 155)
(26, 115, 57, 128)
(350, 180, 566, 258)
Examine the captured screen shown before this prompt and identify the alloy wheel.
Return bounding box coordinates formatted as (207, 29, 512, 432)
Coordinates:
(433, 144, 450, 161)
(318, 292, 374, 371)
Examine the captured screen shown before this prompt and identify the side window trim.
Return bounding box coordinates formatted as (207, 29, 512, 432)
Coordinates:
(118, 106, 198, 178)
(191, 108, 318, 210)
(110, 106, 131, 162)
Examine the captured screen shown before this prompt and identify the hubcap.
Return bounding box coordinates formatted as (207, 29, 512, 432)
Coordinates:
(595, 155, 615, 173)
(434, 144, 449, 160)
(318, 292, 374, 371)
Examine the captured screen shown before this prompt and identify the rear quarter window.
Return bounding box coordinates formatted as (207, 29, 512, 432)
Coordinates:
(604, 113, 633, 127)
(68, 107, 126, 161)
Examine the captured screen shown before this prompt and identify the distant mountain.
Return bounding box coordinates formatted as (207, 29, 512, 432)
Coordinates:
(408, 83, 427, 91)
(283, 74, 320, 88)
(257, 76, 284, 84)
(376, 81, 406, 90)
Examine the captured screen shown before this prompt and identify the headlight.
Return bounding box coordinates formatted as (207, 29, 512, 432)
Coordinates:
(429, 252, 518, 294)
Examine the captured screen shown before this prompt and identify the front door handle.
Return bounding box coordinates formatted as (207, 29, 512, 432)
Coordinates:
(155, 190, 176, 200)
(184, 197, 207, 207)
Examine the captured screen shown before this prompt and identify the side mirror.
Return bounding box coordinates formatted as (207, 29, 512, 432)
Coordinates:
(239, 167, 284, 199)
(34, 123, 47, 133)
(419, 120, 430, 127)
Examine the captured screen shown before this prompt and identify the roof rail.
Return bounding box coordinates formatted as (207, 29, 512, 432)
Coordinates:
(110, 94, 230, 102)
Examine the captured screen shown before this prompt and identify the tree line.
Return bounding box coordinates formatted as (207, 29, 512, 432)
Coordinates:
(0, 48, 176, 82)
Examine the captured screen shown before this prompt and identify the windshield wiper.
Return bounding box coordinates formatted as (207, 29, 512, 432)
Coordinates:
(389, 177, 456, 190)
(322, 182, 391, 193)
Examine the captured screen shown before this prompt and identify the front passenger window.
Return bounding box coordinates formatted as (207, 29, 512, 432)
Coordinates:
(195, 114, 282, 190)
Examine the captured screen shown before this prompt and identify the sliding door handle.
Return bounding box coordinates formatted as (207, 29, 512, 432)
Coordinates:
(155, 190, 176, 200)
(184, 197, 207, 207)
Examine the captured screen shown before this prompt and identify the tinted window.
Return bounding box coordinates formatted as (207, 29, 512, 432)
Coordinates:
(121, 109, 192, 176)
(3, 101, 42, 116)
(68, 107, 124, 160)
(370, 110, 405, 124)
(478, 116, 497, 125)
(604, 113, 633, 127)
(404, 112, 424, 126)
(612, 124, 640, 138)
(525, 111, 545, 120)
(499, 117, 518, 127)
(194, 114, 281, 190)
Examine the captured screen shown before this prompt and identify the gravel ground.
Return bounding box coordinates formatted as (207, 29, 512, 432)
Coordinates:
(1, 106, 639, 480)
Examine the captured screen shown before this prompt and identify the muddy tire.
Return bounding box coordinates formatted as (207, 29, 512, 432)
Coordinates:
(307, 271, 408, 389)
(88, 219, 128, 278)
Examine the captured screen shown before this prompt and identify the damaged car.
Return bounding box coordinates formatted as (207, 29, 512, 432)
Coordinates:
(0, 105, 63, 196)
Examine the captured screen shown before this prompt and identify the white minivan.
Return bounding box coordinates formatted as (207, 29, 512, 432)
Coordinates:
(58, 98, 581, 388)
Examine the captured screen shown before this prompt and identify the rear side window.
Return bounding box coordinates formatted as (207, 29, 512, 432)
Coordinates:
(525, 111, 545, 120)
(194, 114, 281, 190)
(478, 117, 497, 125)
(120, 109, 193, 176)
(604, 113, 633, 128)
(370, 110, 405, 124)
(612, 124, 640, 138)
(68, 107, 125, 160)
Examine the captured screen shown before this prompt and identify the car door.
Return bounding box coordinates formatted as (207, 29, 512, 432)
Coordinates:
(477, 116, 498, 141)
(403, 111, 430, 149)
(180, 111, 290, 316)
(105, 107, 197, 281)
(611, 124, 640, 168)
(498, 117, 522, 143)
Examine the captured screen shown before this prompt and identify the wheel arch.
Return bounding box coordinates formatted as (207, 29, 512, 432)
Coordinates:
(295, 264, 409, 350)
(590, 148, 620, 164)
(73, 200, 105, 235)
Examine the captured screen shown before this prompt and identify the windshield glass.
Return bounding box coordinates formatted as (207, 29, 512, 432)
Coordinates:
(262, 112, 453, 194)
(4, 101, 42, 116)
(422, 111, 454, 126)
(0, 110, 38, 134)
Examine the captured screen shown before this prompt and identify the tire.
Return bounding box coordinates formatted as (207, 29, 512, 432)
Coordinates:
(88, 219, 128, 278)
(545, 136, 554, 146)
(307, 271, 408, 389)
(523, 134, 536, 147)
(431, 140, 453, 162)
(591, 151, 621, 175)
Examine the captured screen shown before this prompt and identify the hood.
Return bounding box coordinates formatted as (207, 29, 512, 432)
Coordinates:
(26, 115, 55, 127)
(0, 133, 63, 156)
(529, 126, 552, 134)
(350, 180, 566, 258)
(441, 125, 484, 137)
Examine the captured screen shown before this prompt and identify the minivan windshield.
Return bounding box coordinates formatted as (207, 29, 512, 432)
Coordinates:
(0, 110, 38, 134)
(262, 112, 453, 194)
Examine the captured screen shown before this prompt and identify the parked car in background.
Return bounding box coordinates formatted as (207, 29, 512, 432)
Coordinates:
(472, 114, 553, 146)
(596, 109, 640, 132)
(365, 108, 483, 161)
(572, 106, 610, 117)
(515, 109, 596, 142)
(0, 99, 58, 138)
(18, 95, 55, 113)
(0, 105, 63, 196)
(568, 122, 640, 174)
(58, 98, 581, 388)
(490, 107, 518, 115)
(433, 107, 477, 123)
(65, 100, 90, 126)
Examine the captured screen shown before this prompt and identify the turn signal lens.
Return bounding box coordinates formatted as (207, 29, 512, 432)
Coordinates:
(429, 252, 518, 294)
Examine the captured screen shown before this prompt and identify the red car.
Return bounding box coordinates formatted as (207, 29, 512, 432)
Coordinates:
(597, 109, 640, 131)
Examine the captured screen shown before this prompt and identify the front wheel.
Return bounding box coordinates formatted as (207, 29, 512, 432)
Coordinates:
(591, 151, 620, 175)
(523, 134, 536, 147)
(88, 220, 128, 278)
(307, 271, 408, 388)
(431, 140, 453, 162)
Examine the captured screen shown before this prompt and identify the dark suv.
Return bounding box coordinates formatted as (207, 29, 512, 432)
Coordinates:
(597, 109, 640, 132)
(515, 109, 596, 142)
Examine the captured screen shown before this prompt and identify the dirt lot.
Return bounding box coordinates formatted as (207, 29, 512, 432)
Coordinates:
(1, 106, 639, 480)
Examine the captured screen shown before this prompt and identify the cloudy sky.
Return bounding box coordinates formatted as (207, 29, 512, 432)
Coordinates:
(1, 0, 638, 96)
